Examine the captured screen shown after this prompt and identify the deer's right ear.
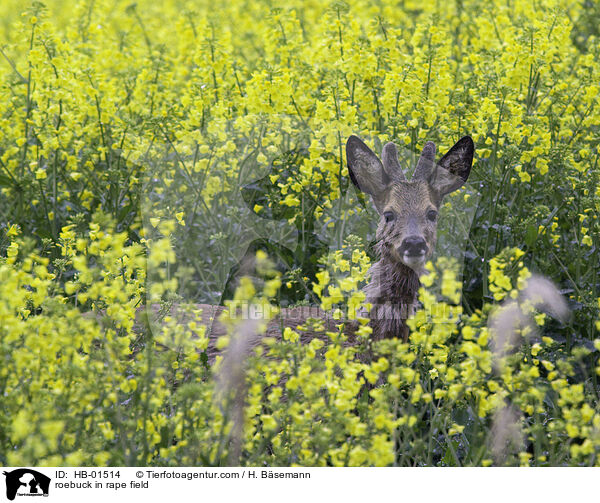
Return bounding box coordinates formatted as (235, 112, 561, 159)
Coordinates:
(346, 135, 389, 197)
(427, 136, 474, 200)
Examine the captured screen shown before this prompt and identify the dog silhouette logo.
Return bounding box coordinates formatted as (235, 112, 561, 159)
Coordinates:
(3, 469, 50, 500)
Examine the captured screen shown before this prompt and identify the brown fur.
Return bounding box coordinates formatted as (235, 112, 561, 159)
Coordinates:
(142, 303, 360, 363)
(364, 246, 420, 342)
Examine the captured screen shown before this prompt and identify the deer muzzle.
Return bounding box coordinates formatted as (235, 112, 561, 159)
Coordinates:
(398, 235, 428, 266)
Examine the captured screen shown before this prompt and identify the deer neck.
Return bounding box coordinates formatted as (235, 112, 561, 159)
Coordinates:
(365, 255, 420, 307)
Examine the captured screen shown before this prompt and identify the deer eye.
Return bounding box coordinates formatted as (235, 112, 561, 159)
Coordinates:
(426, 209, 438, 222)
(383, 211, 395, 223)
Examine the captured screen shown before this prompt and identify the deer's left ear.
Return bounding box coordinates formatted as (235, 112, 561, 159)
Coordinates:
(346, 135, 389, 197)
(428, 136, 474, 199)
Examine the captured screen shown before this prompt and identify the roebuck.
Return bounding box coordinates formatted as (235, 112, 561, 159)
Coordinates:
(346, 134, 474, 342)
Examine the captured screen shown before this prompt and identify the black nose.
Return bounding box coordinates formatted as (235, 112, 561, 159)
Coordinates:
(399, 236, 427, 256)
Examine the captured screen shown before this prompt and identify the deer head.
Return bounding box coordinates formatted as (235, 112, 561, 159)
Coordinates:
(346, 135, 474, 274)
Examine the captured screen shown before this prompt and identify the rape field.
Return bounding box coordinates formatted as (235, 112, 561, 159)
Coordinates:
(1, 0, 600, 466)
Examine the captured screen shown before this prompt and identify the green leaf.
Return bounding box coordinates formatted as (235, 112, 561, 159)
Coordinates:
(525, 223, 538, 248)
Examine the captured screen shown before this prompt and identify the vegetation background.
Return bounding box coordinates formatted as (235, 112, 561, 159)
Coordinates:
(1, 0, 600, 466)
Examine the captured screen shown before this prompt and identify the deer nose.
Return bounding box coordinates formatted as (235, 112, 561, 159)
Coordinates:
(399, 236, 427, 257)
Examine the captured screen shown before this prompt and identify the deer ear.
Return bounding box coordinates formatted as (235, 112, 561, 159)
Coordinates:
(346, 135, 389, 197)
(428, 136, 474, 199)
